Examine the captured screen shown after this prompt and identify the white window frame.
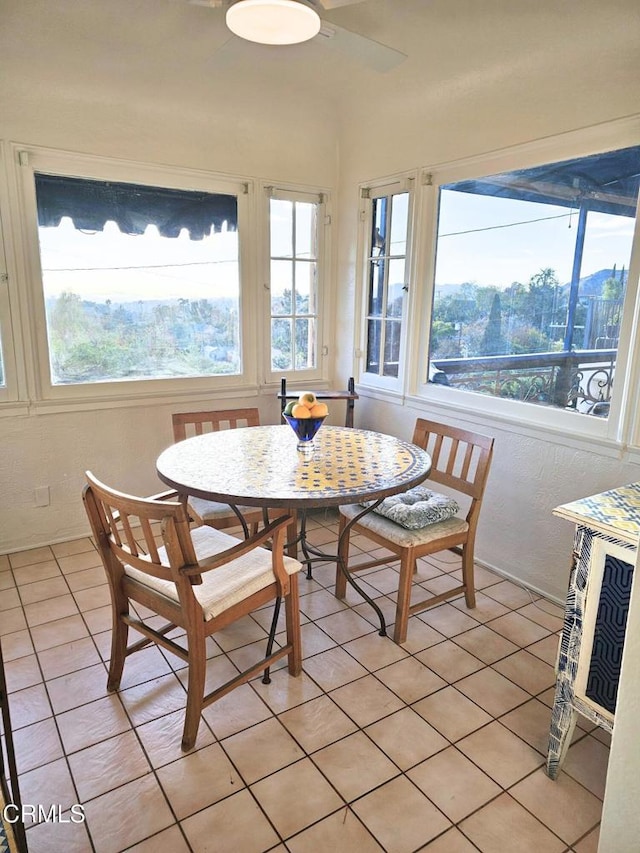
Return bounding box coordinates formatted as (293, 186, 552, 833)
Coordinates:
(410, 118, 640, 447)
(11, 144, 256, 405)
(356, 173, 417, 394)
(261, 182, 330, 387)
(0, 144, 26, 409)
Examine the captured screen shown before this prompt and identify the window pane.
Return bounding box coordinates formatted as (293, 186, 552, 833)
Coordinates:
(36, 178, 241, 385)
(386, 258, 406, 318)
(295, 261, 316, 314)
(366, 319, 381, 373)
(383, 320, 401, 377)
(295, 318, 315, 369)
(271, 260, 293, 315)
(364, 189, 411, 381)
(270, 199, 293, 257)
(368, 258, 386, 316)
(428, 146, 639, 416)
(371, 197, 387, 258)
(269, 194, 321, 374)
(295, 202, 317, 260)
(271, 318, 292, 370)
(389, 193, 409, 256)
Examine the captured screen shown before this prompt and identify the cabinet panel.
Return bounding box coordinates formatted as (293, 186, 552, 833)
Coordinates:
(585, 551, 634, 714)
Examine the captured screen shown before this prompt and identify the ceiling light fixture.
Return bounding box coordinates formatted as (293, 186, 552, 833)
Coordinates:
(226, 0, 321, 46)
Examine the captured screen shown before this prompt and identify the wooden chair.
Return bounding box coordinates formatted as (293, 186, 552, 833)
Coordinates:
(336, 419, 494, 644)
(171, 408, 265, 535)
(83, 471, 302, 751)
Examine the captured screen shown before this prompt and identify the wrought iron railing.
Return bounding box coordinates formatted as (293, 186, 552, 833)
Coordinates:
(431, 349, 616, 414)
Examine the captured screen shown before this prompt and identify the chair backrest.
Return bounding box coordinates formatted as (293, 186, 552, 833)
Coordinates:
(412, 418, 494, 527)
(172, 408, 260, 442)
(83, 472, 200, 590)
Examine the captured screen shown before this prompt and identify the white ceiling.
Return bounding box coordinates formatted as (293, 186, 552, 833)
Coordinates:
(2, 0, 638, 115)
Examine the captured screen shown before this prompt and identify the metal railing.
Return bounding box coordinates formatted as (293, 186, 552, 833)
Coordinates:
(431, 349, 616, 413)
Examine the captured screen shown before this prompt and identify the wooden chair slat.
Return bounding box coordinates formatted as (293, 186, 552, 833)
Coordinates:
(140, 518, 160, 562)
(105, 505, 123, 548)
(120, 513, 140, 557)
(445, 438, 460, 476)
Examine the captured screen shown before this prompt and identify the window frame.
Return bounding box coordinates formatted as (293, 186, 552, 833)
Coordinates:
(410, 119, 640, 446)
(261, 182, 330, 387)
(0, 144, 26, 408)
(356, 174, 416, 394)
(13, 144, 256, 404)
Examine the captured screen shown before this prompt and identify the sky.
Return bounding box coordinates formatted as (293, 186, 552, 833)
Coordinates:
(37, 191, 636, 304)
(38, 218, 241, 303)
(434, 191, 635, 290)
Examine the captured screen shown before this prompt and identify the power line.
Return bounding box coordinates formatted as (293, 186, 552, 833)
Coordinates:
(42, 259, 235, 273)
(440, 211, 572, 238)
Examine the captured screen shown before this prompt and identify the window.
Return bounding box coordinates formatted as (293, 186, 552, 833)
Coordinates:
(268, 191, 323, 374)
(34, 173, 241, 387)
(0, 216, 18, 404)
(0, 298, 5, 387)
(427, 146, 640, 419)
(361, 182, 412, 385)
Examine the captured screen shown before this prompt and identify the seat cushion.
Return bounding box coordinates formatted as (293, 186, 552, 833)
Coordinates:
(188, 496, 261, 524)
(361, 486, 459, 530)
(341, 501, 468, 548)
(124, 525, 301, 621)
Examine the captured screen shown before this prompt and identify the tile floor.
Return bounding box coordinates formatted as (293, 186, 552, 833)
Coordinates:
(0, 510, 608, 853)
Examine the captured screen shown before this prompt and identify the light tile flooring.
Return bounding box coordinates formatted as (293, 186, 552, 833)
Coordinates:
(0, 510, 608, 853)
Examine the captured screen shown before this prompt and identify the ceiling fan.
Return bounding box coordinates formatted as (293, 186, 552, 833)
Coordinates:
(185, 0, 407, 72)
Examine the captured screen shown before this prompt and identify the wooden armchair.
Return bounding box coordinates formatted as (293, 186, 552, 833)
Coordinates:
(83, 471, 302, 750)
(336, 419, 494, 644)
(171, 408, 265, 535)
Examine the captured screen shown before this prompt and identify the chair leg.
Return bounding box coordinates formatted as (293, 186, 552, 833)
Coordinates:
(182, 628, 206, 751)
(335, 513, 350, 599)
(285, 574, 302, 676)
(107, 612, 129, 691)
(393, 550, 415, 645)
(461, 544, 477, 608)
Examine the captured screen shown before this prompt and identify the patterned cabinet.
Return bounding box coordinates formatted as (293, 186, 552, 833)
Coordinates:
(546, 483, 640, 780)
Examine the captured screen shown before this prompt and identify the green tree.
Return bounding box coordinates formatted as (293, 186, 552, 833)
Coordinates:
(480, 293, 505, 355)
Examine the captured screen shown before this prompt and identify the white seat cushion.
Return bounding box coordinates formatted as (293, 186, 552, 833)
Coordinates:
(340, 502, 468, 548)
(188, 496, 260, 524)
(125, 525, 301, 621)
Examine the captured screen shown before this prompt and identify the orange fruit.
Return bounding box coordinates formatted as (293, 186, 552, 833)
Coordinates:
(291, 403, 311, 418)
(309, 402, 328, 418)
(298, 391, 317, 408)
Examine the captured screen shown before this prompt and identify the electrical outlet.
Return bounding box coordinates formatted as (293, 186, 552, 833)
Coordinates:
(34, 486, 50, 507)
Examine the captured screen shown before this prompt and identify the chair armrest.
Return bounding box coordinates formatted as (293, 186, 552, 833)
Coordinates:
(147, 488, 180, 502)
(185, 514, 294, 576)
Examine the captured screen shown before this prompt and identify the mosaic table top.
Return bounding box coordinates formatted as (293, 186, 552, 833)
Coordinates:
(157, 424, 431, 509)
(554, 482, 640, 546)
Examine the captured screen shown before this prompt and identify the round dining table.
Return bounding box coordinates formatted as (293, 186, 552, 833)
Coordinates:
(156, 424, 431, 635)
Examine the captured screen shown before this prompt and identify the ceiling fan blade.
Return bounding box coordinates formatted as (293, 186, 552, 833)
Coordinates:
(186, 0, 225, 7)
(317, 22, 407, 72)
(317, 0, 368, 8)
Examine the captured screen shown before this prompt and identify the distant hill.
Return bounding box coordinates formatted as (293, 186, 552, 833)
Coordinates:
(433, 269, 622, 300)
(572, 268, 619, 298)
